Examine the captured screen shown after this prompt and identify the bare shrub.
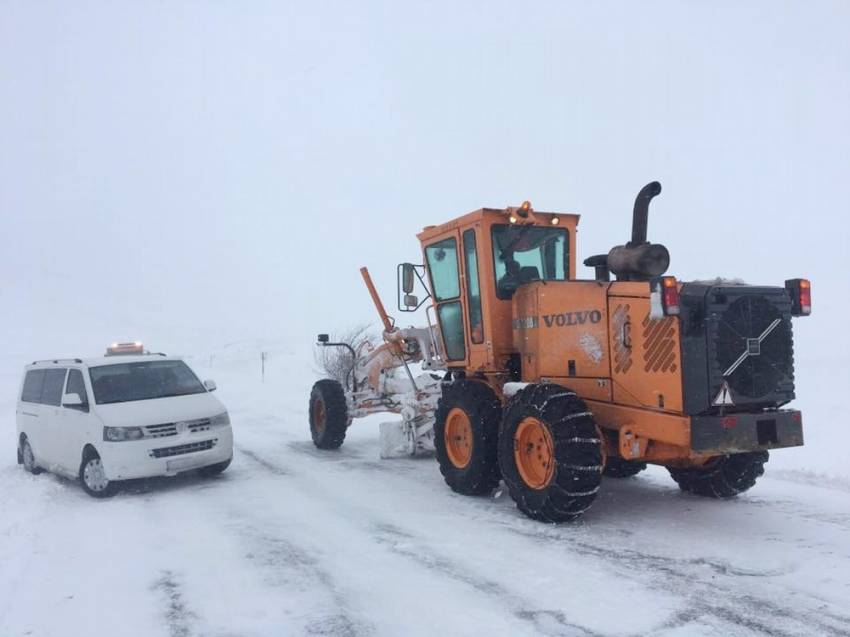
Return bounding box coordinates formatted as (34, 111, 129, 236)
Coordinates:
(313, 324, 377, 389)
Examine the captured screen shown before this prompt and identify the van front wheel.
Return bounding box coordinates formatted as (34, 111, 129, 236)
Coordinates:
(80, 451, 118, 498)
(20, 438, 43, 475)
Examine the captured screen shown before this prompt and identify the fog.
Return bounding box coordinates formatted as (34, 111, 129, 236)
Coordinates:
(2, 1, 848, 367)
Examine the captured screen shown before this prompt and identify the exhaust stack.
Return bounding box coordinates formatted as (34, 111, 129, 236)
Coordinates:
(630, 181, 662, 246)
(607, 181, 670, 281)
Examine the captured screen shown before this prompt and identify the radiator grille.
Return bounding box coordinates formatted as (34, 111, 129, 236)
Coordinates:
(150, 439, 216, 459)
(144, 423, 178, 438)
(187, 418, 212, 433)
(714, 296, 793, 399)
(144, 418, 213, 438)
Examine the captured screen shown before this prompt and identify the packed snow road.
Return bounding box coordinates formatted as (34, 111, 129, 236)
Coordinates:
(2, 369, 850, 637)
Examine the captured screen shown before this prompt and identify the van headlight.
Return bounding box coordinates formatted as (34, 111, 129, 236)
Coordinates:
(103, 426, 145, 442)
(210, 411, 231, 427)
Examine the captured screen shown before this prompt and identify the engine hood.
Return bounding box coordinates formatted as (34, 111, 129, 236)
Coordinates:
(93, 392, 226, 427)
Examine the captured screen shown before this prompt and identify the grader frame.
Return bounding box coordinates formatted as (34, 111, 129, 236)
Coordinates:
(310, 184, 807, 522)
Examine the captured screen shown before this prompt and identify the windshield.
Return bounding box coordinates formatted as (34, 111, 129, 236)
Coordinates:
(492, 224, 569, 299)
(89, 360, 207, 405)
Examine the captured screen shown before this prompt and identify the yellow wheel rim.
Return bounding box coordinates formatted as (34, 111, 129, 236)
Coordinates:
(445, 407, 473, 469)
(514, 416, 555, 489)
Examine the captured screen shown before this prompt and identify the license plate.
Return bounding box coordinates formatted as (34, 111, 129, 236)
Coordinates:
(167, 456, 207, 472)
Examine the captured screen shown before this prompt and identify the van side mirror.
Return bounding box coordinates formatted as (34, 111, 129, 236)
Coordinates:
(62, 392, 83, 407)
(401, 263, 415, 293)
(62, 392, 88, 411)
(204, 379, 217, 392)
(404, 294, 419, 308)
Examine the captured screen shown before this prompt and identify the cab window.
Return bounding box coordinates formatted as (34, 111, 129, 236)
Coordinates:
(425, 238, 460, 302)
(65, 369, 90, 412)
(463, 229, 484, 344)
(425, 237, 466, 361)
(491, 225, 569, 299)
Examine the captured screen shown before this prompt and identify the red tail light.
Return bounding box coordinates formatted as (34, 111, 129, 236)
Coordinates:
(661, 276, 680, 315)
(785, 279, 811, 316)
(650, 276, 680, 318)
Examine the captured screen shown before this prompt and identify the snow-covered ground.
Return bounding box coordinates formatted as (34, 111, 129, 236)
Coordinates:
(2, 344, 850, 637)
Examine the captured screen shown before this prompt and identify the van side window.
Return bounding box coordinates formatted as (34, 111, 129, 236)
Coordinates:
(65, 369, 89, 412)
(21, 370, 46, 403)
(40, 368, 68, 407)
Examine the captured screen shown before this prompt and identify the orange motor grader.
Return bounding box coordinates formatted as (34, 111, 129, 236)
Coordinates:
(310, 182, 810, 522)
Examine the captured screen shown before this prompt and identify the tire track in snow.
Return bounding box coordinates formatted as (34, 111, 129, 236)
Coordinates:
(743, 494, 850, 532)
(212, 449, 374, 636)
(247, 439, 850, 637)
(369, 522, 603, 637)
(235, 445, 292, 476)
(239, 446, 612, 637)
(492, 517, 850, 637)
(152, 570, 195, 637)
(285, 440, 424, 475)
(237, 527, 373, 637)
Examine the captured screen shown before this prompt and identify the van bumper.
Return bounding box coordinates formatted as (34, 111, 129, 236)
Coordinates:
(690, 410, 803, 454)
(101, 426, 233, 480)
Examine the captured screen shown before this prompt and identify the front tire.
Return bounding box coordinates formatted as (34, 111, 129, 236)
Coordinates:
(309, 379, 349, 449)
(433, 380, 501, 495)
(667, 451, 768, 498)
(20, 438, 43, 475)
(79, 450, 118, 498)
(499, 384, 603, 523)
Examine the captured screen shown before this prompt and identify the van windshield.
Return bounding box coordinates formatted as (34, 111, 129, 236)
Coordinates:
(89, 360, 206, 405)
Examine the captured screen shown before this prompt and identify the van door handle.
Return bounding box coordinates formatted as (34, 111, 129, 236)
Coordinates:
(21, 411, 39, 417)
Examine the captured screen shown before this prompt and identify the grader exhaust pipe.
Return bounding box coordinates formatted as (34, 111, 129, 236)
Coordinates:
(607, 181, 670, 281)
(630, 180, 662, 246)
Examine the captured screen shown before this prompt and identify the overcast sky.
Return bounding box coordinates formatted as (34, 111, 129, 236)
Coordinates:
(1, 1, 848, 365)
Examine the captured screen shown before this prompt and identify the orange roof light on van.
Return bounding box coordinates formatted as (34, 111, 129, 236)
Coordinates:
(106, 342, 145, 356)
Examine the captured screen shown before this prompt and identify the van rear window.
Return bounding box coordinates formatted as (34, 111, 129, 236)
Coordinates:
(21, 370, 45, 403)
(21, 368, 67, 405)
(88, 360, 206, 405)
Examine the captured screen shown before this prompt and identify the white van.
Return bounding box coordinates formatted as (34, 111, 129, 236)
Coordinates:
(15, 354, 233, 497)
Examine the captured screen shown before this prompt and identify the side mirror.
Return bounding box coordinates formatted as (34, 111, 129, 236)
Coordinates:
(62, 392, 83, 407)
(401, 263, 415, 294)
(404, 294, 419, 308)
(204, 379, 217, 392)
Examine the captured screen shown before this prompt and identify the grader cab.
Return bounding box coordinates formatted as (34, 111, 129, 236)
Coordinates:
(310, 182, 810, 522)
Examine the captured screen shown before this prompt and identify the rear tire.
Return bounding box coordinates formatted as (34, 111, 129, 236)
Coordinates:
(667, 451, 768, 498)
(199, 458, 231, 477)
(20, 438, 43, 475)
(309, 379, 349, 449)
(603, 457, 647, 478)
(79, 450, 118, 498)
(498, 384, 603, 523)
(433, 380, 501, 495)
